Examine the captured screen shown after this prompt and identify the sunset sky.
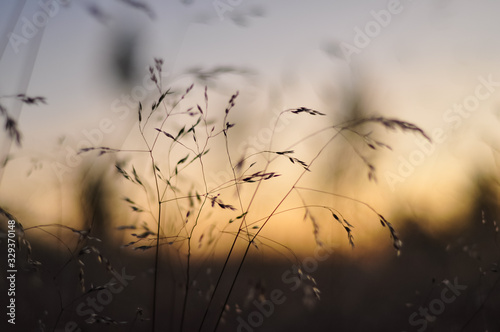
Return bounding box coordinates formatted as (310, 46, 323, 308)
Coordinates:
(1, 0, 500, 253)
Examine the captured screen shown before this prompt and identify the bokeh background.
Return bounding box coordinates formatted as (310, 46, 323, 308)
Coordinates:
(1, 1, 500, 331)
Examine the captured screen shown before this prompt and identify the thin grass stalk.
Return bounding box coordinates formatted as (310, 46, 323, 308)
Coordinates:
(151, 152, 162, 332)
(199, 108, 302, 332)
(212, 132, 339, 331)
(180, 100, 211, 331)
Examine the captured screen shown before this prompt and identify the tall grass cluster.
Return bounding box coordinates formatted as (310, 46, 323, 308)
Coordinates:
(1, 58, 431, 332)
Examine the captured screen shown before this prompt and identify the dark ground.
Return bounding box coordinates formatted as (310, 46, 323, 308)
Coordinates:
(1, 209, 499, 332)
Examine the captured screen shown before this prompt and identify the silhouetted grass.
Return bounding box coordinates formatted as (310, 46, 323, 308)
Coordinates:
(0, 59, 436, 332)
